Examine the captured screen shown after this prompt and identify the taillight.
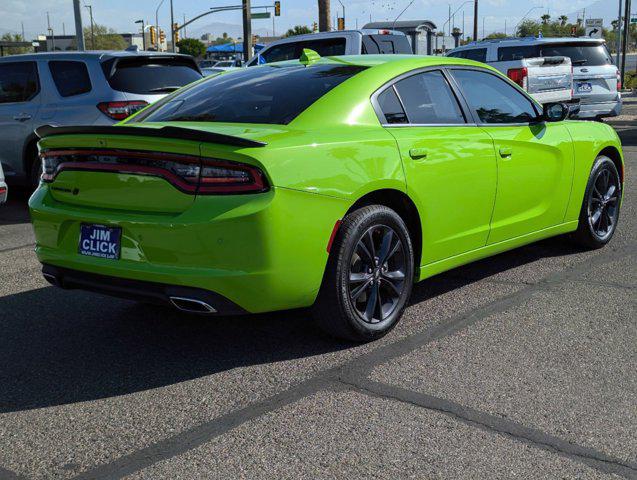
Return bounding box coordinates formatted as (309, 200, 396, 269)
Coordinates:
(507, 67, 528, 90)
(617, 69, 622, 91)
(97, 101, 148, 120)
(378, 29, 391, 35)
(40, 149, 268, 195)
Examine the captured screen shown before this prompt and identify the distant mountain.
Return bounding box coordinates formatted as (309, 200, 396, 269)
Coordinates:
(188, 21, 272, 40)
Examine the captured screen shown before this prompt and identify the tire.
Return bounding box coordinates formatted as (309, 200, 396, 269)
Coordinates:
(572, 155, 621, 249)
(313, 205, 414, 342)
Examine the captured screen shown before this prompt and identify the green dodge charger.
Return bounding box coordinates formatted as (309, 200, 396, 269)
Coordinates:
(29, 53, 624, 341)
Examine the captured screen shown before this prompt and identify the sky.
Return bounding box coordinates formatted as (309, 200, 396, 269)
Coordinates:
(0, 0, 622, 41)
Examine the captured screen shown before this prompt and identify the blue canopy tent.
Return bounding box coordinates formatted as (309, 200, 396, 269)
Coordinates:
(206, 42, 265, 58)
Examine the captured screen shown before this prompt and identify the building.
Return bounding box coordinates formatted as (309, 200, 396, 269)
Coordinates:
(363, 20, 437, 55)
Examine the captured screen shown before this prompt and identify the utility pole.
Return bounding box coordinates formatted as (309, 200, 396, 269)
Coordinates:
(242, 0, 252, 62)
(616, 0, 623, 67)
(318, 0, 331, 32)
(621, 0, 631, 87)
(473, 0, 478, 41)
(21, 22, 25, 40)
(482, 16, 485, 38)
(47, 11, 56, 51)
(183, 13, 187, 38)
(84, 5, 95, 50)
(170, 0, 175, 52)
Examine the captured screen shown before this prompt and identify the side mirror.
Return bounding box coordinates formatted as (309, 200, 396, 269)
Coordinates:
(543, 102, 569, 122)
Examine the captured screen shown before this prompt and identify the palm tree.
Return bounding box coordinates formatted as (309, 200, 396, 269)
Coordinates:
(541, 14, 551, 25)
(559, 15, 568, 26)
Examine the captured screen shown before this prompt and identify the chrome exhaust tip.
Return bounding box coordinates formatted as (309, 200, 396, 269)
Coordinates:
(169, 296, 217, 314)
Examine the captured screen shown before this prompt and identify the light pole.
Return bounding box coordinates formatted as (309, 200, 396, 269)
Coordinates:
(242, 0, 252, 62)
(135, 20, 146, 50)
(72, 0, 85, 51)
(513, 6, 543, 36)
(392, 0, 415, 31)
(336, 0, 345, 29)
(170, 0, 175, 52)
(473, 0, 478, 42)
(84, 5, 95, 50)
(155, 0, 166, 50)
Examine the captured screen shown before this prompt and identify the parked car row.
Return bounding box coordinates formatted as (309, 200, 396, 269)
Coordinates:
(448, 37, 622, 119)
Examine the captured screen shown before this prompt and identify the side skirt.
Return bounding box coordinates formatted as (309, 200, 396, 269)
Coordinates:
(418, 221, 579, 282)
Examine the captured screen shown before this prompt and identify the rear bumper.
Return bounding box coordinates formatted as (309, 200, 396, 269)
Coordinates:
(571, 99, 622, 119)
(42, 264, 248, 315)
(29, 184, 349, 313)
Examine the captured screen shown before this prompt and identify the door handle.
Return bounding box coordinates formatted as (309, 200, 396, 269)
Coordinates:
(499, 147, 512, 158)
(13, 113, 32, 122)
(409, 148, 428, 160)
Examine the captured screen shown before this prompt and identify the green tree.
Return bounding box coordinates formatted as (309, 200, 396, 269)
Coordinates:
(176, 38, 206, 57)
(0, 33, 30, 55)
(516, 19, 542, 37)
(558, 15, 568, 27)
(541, 14, 551, 25)
(80, 24, 127, 50)
(285, 25, 312, 37)
(485, 32, 507, 39)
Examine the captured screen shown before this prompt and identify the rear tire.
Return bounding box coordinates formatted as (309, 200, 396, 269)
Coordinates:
(313, 205, 414, 342)
(572, 155, 621, 249)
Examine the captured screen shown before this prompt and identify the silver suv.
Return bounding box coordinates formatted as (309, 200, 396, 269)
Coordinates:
(0, 51, 202, 187)
(447, 37, 621, 120)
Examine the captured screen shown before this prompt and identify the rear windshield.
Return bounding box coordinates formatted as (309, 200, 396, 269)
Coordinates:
(362, 34, 412, 54)
(132, 63, 367, 125)
(498, 42, 612, 66)
(101, 57, 202, 94)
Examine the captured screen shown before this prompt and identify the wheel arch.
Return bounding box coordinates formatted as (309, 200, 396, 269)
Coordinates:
(345, 189, 423, 272)
(598, 146, 624, 185)
(22, 133, 39, 179)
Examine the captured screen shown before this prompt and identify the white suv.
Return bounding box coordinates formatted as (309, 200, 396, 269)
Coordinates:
(448, 37, 621, 120)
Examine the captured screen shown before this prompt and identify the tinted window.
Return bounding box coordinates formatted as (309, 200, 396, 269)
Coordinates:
(258, 43, 297, 64)
(133, 64, 366, 125)
(299, 38, 346, 56)
(377, 87, 407, 124)
(101, 57, 201, 94)
(393, 70, 465, 124)
(363, 35, 412, 54)
(49, 61, 92, 97)
(0, 62, 39, 104)
(448, 48, 487, 62)
(539, 43, 612, 66)
(497, 45, 540, 61)
(451, 69, 538, 124)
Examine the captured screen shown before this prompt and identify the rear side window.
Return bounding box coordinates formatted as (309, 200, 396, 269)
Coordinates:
(0, 62, 39, 104)
(363, 35, 412, 54)
(448, 48, 487, 62)
(377, 87, 407, 124)
(258, 43, 297, 64)
(133, 64, 367, 125)
(299, 38, 346, 56)
(101, 57, 201, 94)
(539, 43, 612, 66)
(497, 45, 540, 61)
(49, 61, 92, 97)
(393, 70, 465, 124)
(451, 69, 538, 124)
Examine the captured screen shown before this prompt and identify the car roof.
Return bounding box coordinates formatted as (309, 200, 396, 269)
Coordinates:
(451, 36, 606, 51)
(271, 54, 490, 70)
(0, 50, 194, 63)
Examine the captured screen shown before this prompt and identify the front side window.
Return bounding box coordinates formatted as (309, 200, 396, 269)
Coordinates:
(451, 69, 538, 124)
(257, 43, 297, 64)
(133, 64, 367, 125)
(49, 61, 92, 97)
(0, 62, 39, 104)
(392, 70, 465, 124)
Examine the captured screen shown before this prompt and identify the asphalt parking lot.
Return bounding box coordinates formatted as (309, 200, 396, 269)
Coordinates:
(0, 103, 635, 479)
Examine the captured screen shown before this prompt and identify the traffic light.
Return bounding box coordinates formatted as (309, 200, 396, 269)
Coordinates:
(173, 23, 180, 43)
(337, 17, 345, 31)
(312, 22, 318, 32)
(159, 29, 166, 44)
(149, 26, 157, 45)
(274, 1, 280, 16)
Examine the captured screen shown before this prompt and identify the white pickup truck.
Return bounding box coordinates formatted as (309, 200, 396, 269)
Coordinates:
(447, 39, 573, 105)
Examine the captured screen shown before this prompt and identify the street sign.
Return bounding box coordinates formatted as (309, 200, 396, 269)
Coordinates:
(585, 18, 603, 39)
(252, 12, 271, 19)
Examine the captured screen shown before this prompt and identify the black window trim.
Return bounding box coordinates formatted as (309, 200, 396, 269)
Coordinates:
(447, 66, 543, 127)
(370, 66, 474, 127)
(48, 60, 93, 98)
(0, 60, 41, 105)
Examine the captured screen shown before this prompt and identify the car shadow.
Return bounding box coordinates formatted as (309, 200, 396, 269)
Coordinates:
(0, 187, 32, 226)
(0, 235, 584, 414)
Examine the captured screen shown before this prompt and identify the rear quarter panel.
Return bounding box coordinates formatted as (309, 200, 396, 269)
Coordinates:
(563, 120, 624, 221)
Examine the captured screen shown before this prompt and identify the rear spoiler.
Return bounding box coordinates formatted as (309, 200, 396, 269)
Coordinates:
(35, 125, 267, 149)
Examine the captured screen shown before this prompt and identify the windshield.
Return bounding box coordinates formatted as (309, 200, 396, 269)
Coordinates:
(132, 63, 367, 125)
